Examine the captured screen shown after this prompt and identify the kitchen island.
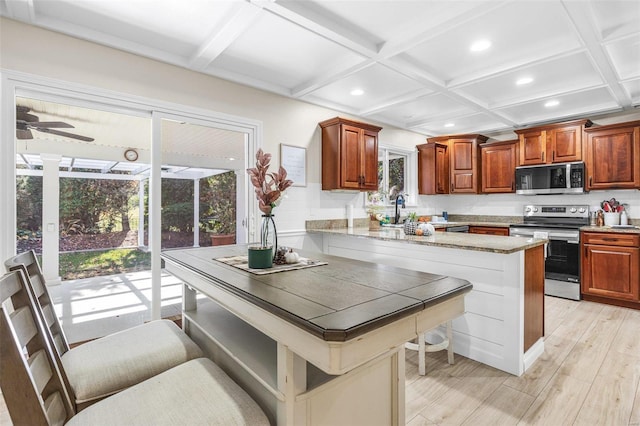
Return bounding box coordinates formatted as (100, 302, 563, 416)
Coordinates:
(306, 227, 546, 377)
(162, 245, 472, 426)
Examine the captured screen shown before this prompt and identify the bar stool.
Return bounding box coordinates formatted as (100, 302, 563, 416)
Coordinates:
(405, 320, 454, 376)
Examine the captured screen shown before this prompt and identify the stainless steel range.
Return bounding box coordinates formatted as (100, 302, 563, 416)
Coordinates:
(510, 204, 589, 301)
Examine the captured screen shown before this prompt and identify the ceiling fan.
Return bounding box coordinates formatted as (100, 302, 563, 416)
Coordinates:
(16, 106, 95, 142)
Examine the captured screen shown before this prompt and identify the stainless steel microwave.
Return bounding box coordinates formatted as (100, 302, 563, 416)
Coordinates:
(515, 161, 585, 195)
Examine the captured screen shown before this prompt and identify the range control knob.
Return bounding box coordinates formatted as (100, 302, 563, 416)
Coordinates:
(533, 207, 539, 212)
(578, 207, 586, 213)
(570, 207, 577, 213)
(525, 206, 532, 212)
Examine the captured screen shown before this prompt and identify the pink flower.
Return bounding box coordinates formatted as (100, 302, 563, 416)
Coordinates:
(247, 149, 293, 215)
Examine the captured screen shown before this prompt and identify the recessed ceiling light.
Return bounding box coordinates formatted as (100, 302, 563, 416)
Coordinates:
(444, 122, 455, 128)
(516, 77, 533, 85)
(470, 39, 491, 52)
(544, 100, 560, 108)
(350, 88, 364, 96)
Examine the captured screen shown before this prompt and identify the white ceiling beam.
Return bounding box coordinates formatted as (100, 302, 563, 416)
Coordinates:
(261, 1, 379, 57)
(561, 0, 633, 109)
(357, 87, 434, 117)
(377, 1, 509, 59)
(290, 59, 376, 98)
(188, 2, 264, 71)
(101, 161, 118, 174)
(4, 0, 35, 23)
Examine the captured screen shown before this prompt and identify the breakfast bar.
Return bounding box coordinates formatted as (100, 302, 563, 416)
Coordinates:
(162, 245, 472, 426)
(306, 227, 547, 377)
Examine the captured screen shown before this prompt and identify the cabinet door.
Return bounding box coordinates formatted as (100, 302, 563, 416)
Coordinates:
(550, 125, 581, 163)
(582, 244, 640, 301)
(481, 142, 517, 193)
(586, 126, 640, 190)
(519, 130, 546, 165)
(361, 130, 379, 190)
(450, 139, 476, 193)
(435, 145, 449, 193)
(340, 125, 363, 189)
(418, 143, 449, 195)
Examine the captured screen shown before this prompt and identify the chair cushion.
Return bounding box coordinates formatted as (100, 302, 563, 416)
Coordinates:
(67, 358, 270, 426)
(62, 319, 203, 404)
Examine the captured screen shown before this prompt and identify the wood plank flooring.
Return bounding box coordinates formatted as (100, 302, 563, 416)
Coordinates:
(406, 296, 640, 425)
(2, 296, 638, 425)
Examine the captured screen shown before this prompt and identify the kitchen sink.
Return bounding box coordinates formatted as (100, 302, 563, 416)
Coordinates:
(381, 223, 404, 228)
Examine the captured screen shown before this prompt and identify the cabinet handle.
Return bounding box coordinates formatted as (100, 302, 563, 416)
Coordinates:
(602, 237, 619, 242)
(589, 176, 592, 187)
(584, 247, 588, 258)
(450, 183, 453, 192)
(552, 150, 555, 162)
(542, 152, 545, 162)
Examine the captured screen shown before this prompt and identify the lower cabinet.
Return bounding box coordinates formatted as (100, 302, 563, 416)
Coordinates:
(468, 226, 510, 236)
(581, 232, 640, 308)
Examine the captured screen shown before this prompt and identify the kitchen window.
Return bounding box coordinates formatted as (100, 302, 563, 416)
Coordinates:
(377, 146, 416, 205)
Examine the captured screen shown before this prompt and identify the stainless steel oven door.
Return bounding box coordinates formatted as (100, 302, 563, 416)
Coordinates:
(510, 226, 581, 300)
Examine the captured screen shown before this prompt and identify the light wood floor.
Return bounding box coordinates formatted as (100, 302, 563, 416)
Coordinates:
(2, 296, 639, 425)
(405, 296, 640, 425)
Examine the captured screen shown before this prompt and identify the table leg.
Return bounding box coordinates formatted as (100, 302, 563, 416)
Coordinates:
(277, 343, 307, 425)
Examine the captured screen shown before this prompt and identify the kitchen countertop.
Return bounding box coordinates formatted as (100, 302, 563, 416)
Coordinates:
(580, 225, 640, 234)
(307, 227, 546, 254)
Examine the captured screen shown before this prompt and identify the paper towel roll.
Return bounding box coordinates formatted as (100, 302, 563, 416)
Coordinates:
(347, 204, 354, 228)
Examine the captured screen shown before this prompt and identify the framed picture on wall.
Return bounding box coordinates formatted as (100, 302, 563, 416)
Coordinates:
(280, 144, 306, 187)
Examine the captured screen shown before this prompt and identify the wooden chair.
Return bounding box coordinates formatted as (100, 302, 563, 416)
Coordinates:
(1, 270, 270, 426)
(5, 251, 205, 410)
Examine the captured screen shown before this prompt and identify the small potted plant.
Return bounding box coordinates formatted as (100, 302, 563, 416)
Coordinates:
(404, 212, 418, 235)
(204, 217, 236, 246)
(366, 192, 386, 230)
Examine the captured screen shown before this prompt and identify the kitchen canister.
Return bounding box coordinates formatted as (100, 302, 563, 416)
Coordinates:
(603, 212, 620, 226)
(620, 210, 629, 226)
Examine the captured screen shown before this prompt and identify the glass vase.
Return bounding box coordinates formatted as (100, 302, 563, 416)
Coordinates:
(260, 214, 277, 260)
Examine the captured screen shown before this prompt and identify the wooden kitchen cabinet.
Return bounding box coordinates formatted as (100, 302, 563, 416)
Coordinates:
(319, 117, 382, 191)
(584, 120, 640, 190)
(417, 142, 449, 194)
(515, 119, 592, 166)
(427, 134, 488, 194)
(480, 140, 518, 193)
(468, 226, 510, 236)
(581, 231, 640, 309)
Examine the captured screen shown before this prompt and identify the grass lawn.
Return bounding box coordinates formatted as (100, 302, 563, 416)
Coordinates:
(57, 248, 151, 280)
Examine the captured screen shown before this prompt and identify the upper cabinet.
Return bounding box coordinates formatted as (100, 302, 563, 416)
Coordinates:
(421, 134, 488, 194)
(584, 120, 640, 190)
(515, 119, 592, 166)
(319, 117, 382, 191)
(417, 142, 449, 195)
(448, 135, 488, 193)
(480, 140, 518, 193)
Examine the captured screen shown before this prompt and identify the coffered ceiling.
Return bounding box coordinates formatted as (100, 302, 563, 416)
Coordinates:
(2, 0, 639, 136)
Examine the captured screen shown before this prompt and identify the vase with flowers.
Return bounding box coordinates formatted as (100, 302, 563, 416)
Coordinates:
(246, 149, 293, 268)
(366, 192, 386, 231)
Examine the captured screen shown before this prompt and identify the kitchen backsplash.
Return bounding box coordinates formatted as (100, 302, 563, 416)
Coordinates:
(417, 189, 639, 219)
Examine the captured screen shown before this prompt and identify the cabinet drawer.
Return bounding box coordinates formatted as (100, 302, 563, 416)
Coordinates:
(469, 226, 509, 236)
(582, 232, 640, 247)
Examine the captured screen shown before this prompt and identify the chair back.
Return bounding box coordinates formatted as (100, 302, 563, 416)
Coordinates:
(0, 270, 74, 425)
(5, 250, 70, 355)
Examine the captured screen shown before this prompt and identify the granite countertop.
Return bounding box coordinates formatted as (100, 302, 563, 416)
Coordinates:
(307, 227, 546, 254)
(580, 225, 640, 234)
(162, 245, 472, 342)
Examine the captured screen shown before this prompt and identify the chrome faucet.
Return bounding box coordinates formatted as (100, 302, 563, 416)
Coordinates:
(394, 193, 405, 224)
